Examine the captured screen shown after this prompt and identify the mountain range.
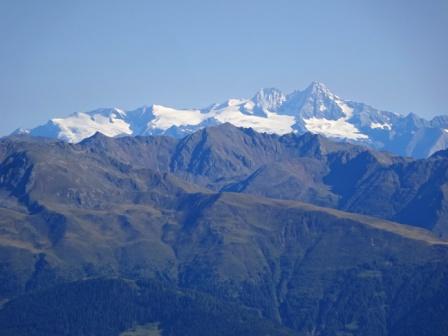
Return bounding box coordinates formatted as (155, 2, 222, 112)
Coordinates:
(1, 124, 448, 335)
(15, 82, 448, 158)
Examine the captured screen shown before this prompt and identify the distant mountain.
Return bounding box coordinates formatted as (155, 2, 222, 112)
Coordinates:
(30, 123, 444, 237)
(0, 130, 448, 335)
(15, 82, 448, 158)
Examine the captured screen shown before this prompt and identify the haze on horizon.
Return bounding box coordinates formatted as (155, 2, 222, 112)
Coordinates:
(0, 0, 447, 136)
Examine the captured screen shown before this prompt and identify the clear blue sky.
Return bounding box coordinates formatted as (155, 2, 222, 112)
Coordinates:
(1, 0, 447, 135)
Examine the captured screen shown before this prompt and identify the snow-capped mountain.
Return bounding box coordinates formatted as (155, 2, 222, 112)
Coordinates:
(16, 81, 448, 158)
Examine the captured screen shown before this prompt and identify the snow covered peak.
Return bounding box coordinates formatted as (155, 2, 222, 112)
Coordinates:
(280, 81, 344, 120)
(303, 81, 336, 99)
(251, 88, 286, 112)
(19, 81, 362, 143)
(18, 81, 448, 158)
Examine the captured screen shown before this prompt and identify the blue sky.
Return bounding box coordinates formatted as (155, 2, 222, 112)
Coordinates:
(0, 0, 447, 135)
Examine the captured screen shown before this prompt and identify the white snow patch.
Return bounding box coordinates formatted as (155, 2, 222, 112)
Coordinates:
(304, 98, 367, 140)
(147, 101, 295, 135)
(13, 128, 30, 135)
(304, 117, 368, 140)
(243, 101, 255, 111)
(371, 122, 392, 130)
(52, 112, 132, 143)
(335, 99, 354, 118)
(227, 99, 246, 107)
(148, 105, 207, 130)
(212, 106, 295, 135)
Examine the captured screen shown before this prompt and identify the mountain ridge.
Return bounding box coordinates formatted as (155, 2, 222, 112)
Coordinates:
(4, 123, 448, 237)
(1, 125, 448, 335)
(14, 82, 448, 158)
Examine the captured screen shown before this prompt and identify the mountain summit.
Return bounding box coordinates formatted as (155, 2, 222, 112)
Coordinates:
(17, 82, 448, 158)
(251, 87, 286, 115)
